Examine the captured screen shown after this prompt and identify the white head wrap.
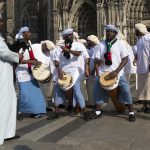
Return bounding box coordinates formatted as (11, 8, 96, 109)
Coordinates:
(135, 23, 149, 35)
(105, 24, 118, 33)
(41, 40, 55, 51)
(15, 33, 23, 40)
(62, 28, 73, 38)
(87, 35, 100, 45)
(17, 26, 29, 39)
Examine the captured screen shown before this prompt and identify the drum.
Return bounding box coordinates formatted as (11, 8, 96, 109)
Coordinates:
(57, 73, 73, 91)
(32, 63, 51, 83)
(99, 71, 125, 113)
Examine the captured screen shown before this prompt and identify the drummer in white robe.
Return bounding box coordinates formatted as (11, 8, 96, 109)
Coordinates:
(0, 14, 22, 145)
(31, 40, 55, 110)
(92, 24, 136, 122)
(134, 23, 150, 113)
(50, 28, 90, 120)
(86, 35, 100, 106)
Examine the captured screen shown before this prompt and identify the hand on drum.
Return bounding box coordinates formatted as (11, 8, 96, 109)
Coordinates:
(61, 46, 70, 53)
(106, 70, 118, 80)
(58, 70, 64, 79)
(33, 60, 42, 66)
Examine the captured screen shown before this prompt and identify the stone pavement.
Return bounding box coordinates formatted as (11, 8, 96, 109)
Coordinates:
(1, 75, 150, 150)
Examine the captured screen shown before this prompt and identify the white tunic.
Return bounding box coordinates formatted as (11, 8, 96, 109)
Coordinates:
(93, 39, 128, 77)
(53, 42, 83, 85)
(0, 36, 19, 145)
(135, 33, 150, 73)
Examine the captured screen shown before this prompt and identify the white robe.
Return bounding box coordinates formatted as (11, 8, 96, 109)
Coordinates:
(0, 36, 19, 145)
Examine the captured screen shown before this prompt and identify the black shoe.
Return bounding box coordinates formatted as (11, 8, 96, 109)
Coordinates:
(5, 135, 20, 141)
(17, 113, 24, 121)
(46, 107, 53, 112)
(47, 112, 59, 120)
(89, 111, 102, 119)
(144, 108, 150, 114)
(83, 111, 91, 121)
(137, 107, 147, 113)
(128, 114, 136, 122)
(59, 104, 65, 109)
(66, 104, 73, 112)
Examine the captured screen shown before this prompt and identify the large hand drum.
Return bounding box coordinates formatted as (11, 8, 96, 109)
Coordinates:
(32, 63, 51, 83)
(58, 73, 73, 91)
(99, 72, 125, 113)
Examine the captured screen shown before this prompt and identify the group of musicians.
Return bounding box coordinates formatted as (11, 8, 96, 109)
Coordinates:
(1, 9, 150, 144)
(11, 23, 150, 123)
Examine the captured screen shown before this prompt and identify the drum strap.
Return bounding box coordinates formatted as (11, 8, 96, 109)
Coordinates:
(104, 38, 117, 66)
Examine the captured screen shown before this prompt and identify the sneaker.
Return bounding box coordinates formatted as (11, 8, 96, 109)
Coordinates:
(128, 114, 136, 122)
(89, 111, 102, 119)
(144, 108, 150, 114)
(83, 111, 91, 121)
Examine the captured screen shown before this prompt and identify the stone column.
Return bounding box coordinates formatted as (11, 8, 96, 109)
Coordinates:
(53, 8, 59, 43)
(53, 0, 59, 43)
(97, 1, 103, 39)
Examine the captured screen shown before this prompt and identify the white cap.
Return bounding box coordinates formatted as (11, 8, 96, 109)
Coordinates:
(41, 40, 55, 51)
(62, 28, 73, 38)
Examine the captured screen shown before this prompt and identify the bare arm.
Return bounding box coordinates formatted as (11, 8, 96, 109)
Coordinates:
(55, 60, 63, 79)
(107, 56, 128, 79)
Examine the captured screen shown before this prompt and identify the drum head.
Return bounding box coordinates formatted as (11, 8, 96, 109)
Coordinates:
(58, 74, 73, 91)
(32, 64, 50, 81)
(99, 72, 119, 90)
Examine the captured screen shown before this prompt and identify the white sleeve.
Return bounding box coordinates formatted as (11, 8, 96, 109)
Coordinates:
(0, 37, 19, 63)
(71, 42, 83, 52)
(119, 41, 129, 58)
(52, 47, 61, 62)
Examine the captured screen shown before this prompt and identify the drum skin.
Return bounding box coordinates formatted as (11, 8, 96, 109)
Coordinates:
(32, 64, 51, 82)
(58, 74, 73, 91)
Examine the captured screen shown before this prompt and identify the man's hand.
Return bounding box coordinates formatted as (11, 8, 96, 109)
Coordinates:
(106, 70, 118, 80)
(32, 60, 41, 66)
(18, 53, 23, 63)
(58, 70, 64, 79)
(85, 68, 90, 77)
(61, 46, 70, 53)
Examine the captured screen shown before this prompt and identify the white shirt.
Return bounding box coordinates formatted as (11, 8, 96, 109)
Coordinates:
(15, 46, 34, 82)
(53, 41, 83, 82)
(78, 43, 89, 79)
(93, 39, 128, 76)
(135, 33, 150, 73)
(88, 44, 100, 72)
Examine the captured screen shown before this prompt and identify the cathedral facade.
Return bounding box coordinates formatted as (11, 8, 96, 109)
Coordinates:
(0, 0, 150, 45)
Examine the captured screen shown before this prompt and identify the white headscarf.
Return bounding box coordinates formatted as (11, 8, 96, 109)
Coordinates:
(87, 35, 100, 45)
(135, 23, 149, 35)
(62, 28, 73, 38)
(105, 24, 118, 33)
(41, 40, 55, 51)
(17, 26, 30, 40)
